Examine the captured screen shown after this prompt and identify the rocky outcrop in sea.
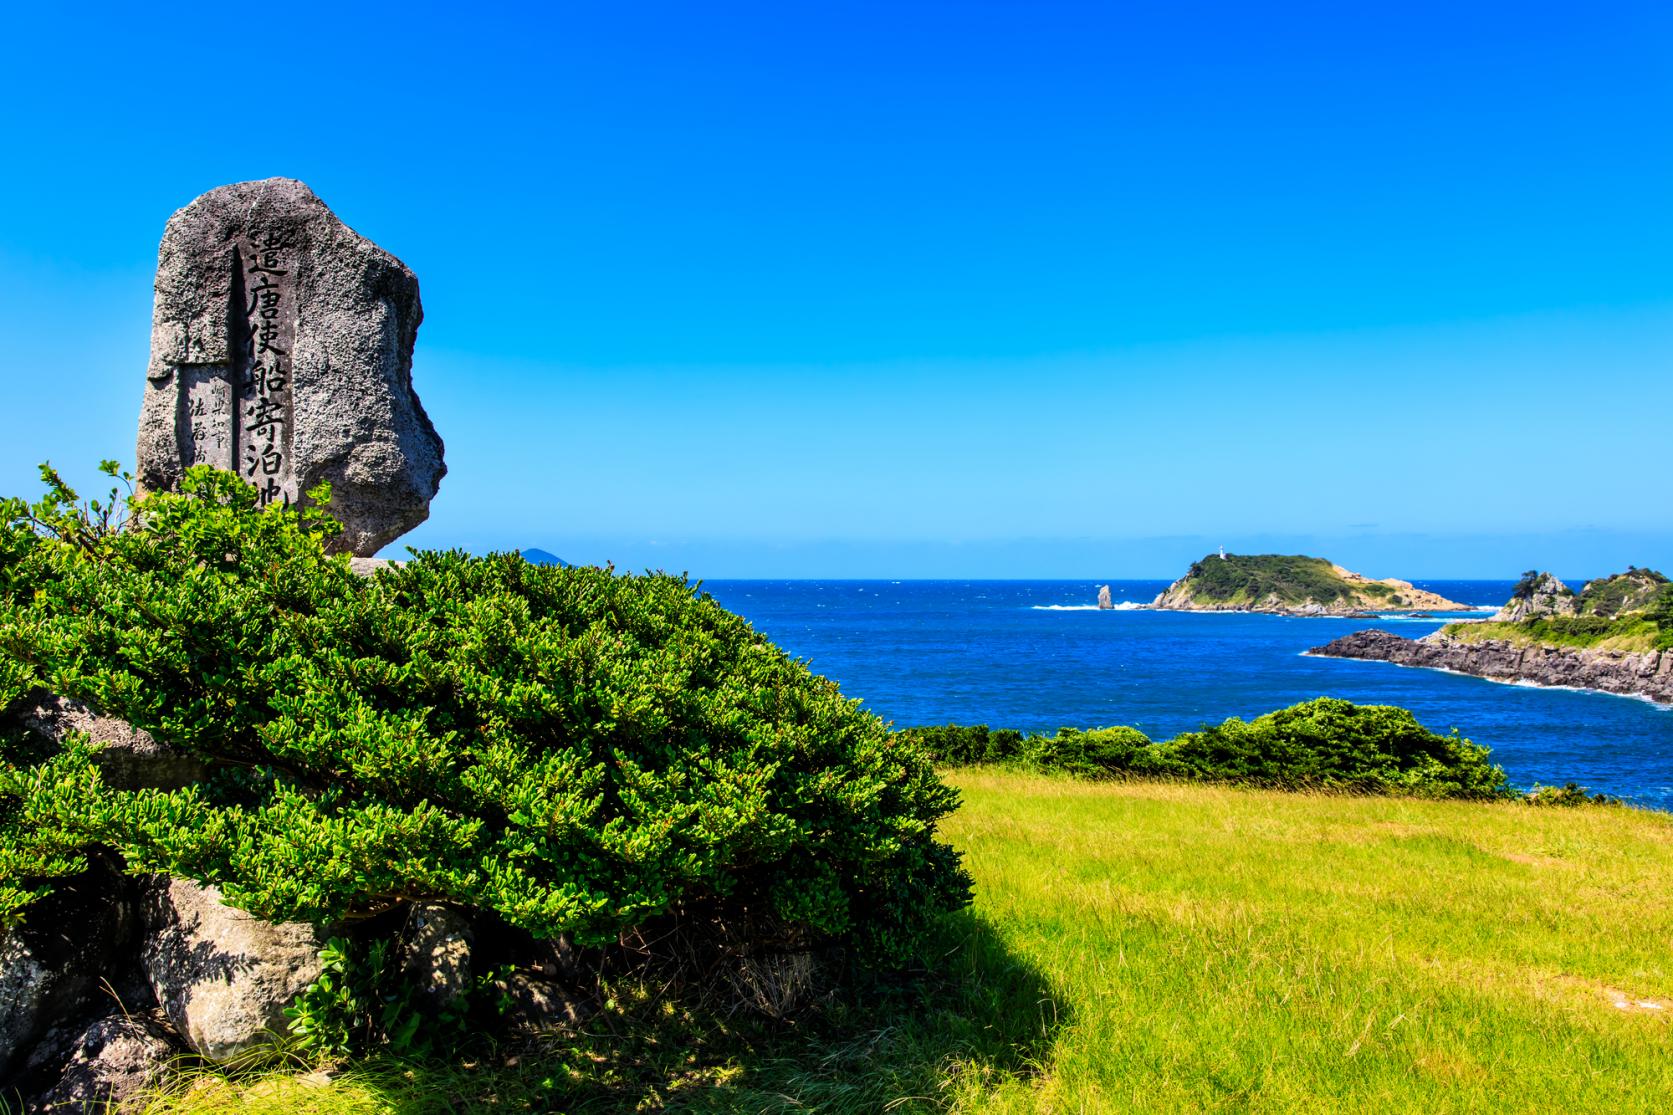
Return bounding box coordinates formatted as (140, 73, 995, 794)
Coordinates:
(1146, 554, 1474, 617)
(1308, 629, 1673, 705)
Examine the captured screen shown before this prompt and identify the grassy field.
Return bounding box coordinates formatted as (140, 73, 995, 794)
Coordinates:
(933, 772, 1673, 1112)
(130, 772, 1673, 1113)
(1443, 617, 1664, 654)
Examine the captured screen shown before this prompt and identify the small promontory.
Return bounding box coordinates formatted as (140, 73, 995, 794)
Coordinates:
(1310, 567, 1673, 704)
(1151, 554, 1471, 616)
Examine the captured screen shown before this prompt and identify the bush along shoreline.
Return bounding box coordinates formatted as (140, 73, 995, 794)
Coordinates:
(897, 698, 1619, 805)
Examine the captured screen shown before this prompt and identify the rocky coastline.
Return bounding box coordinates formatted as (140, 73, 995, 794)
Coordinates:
(1147, 599, 1454, 619)
(1308, 629, 1673, 706)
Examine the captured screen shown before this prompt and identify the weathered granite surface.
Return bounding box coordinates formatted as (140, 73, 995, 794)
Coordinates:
(0, 869, 137, 1077)
(25, 1010, 175, 1112)
(136, 177, 444, 556)
(1309, 628, 1673, 705)
(13, 691, 207, 791)
(141, 877, 324, 1063)
(1492, 572, 1576, 623)
(401, 904, 473, 1012)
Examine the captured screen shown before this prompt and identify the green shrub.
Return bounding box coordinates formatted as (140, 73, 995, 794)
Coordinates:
(893, 724, 1025, 765)
(1160, 699, 1510, 798)
(1020, 726, 1157, 779)
(1576, 568, 1669, 617)
(904, 698, 1512, 799)
(0, 465, 971, 965)
(1524, 783, 1620, 807)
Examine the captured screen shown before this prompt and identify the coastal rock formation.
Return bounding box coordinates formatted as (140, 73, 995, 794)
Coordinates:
(1152, 554, 1471, 616)
(1492, 571, 1576, 623)
(136, 178, 445, 556)
(1097, 585, 1113, 610)
(141, 878, 325, 1063)
(1308, 629, 1673, 705)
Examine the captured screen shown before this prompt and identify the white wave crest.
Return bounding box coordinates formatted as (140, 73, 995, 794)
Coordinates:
(1031, 602, 1147, 612)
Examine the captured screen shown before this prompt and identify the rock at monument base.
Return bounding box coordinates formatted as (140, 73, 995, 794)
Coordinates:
(12, 691, 207, 791)
(141, 878, 324, 1063)
(501, 970, 592, 1031)
(136, 177, 445, 557)
(348, 556, 398, 577)
(26, 1010, 176, 1113)
(0, 867, 137, 1078)
(401, 904, 473, 1012)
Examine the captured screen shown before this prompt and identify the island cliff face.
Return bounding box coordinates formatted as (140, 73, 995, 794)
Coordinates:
(1151, 554, 1471, 616)
(1309, 629, 1673, 705)
(1310, 569, 1673, 704)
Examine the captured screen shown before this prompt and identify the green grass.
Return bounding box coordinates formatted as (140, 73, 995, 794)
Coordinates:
(126, 772, 1673, 1113)
(1444, 616, 1664, 653)
(934, 772, 1673, 1112)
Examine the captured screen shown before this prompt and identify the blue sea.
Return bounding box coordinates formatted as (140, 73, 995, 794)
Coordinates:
(702, 580, 1673, 808)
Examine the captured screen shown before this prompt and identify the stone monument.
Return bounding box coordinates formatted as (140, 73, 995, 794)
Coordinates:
(136, 178, 444, 555)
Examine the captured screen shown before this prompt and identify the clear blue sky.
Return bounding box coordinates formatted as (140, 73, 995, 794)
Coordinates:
(2, 2, 1669, 578)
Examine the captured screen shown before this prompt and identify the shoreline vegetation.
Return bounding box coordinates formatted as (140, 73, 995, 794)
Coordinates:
(898, 697, 1616, 806)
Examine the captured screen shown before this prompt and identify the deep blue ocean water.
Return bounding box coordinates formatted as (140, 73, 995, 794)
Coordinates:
(702, 580, 1673, 808)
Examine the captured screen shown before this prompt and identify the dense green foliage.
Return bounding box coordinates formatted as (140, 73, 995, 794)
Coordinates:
(0, 465, 970, 961)
(283, 936, 513, 1058)
(1576, 568, 1671, 618)
(1454, 566, 1673, 653)
(1170, 553, 1399, 607)
(898, 697, 1511, 799)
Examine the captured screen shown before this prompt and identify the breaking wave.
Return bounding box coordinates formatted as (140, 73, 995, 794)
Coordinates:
(1031, 602, 1147, 611)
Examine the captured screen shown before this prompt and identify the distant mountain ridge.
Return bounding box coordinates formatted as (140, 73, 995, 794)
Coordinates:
(521, 548, 569, 567)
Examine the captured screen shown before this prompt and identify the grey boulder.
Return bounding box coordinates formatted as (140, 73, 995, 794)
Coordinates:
(136, 177, 445, 556)
(1493, 572, 1576, 622)
(141, 878, 323, 1063)
(12, 691, 206, 791)
(0, 868, 136, 1078)
(27, 1011, 176, 1112)
(400, 904, 473, 1012)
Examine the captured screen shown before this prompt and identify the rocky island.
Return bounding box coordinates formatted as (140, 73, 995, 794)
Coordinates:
(1150, 553, 1471, 616)
(1311, 568, 1673, 704)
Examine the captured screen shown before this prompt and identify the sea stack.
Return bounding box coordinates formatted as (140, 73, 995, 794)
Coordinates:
(1097, 585, 1113, 609)
(136, 178, 445, 556)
